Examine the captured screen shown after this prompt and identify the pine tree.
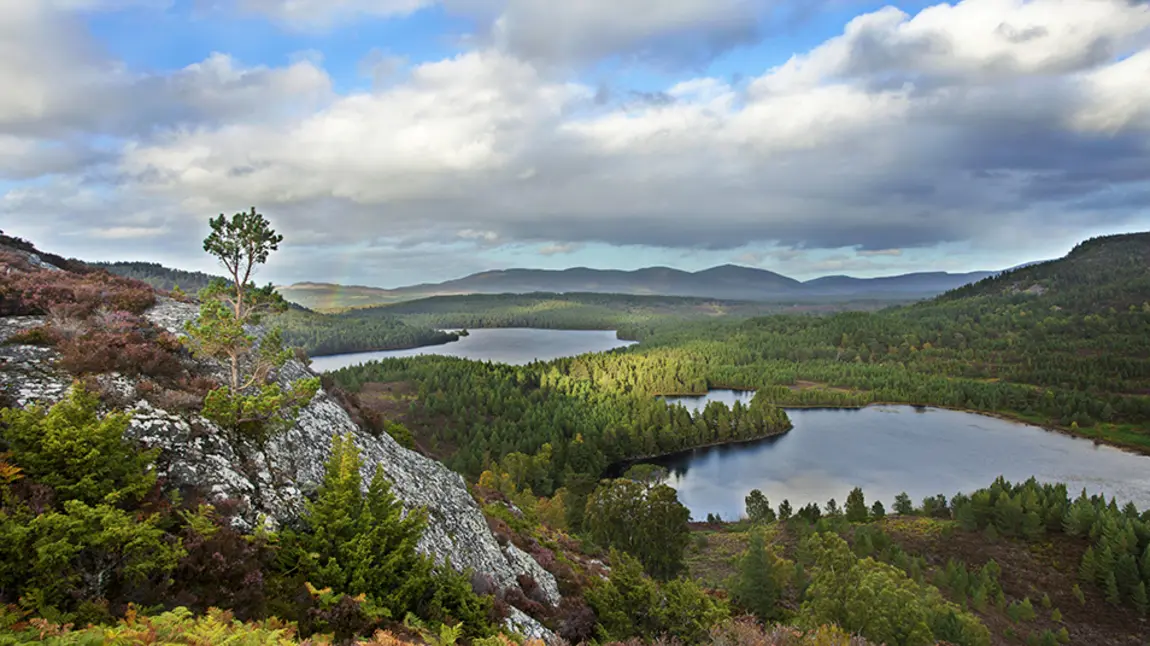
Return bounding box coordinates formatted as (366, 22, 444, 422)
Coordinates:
(1079, 547, 1097, 583)
(778, 499, 793, 522)
(284, 433, 452, 623)
(1104, 571, 1122, 606)
(870, 500, 886, 520)
(844, 487, 868, 523)
(745, 489, 775, 524)
(893, 492, 914, 515)
(824, 498, 840, 517)
(1072, 584, 1085, 606)
(1116, 553, 1140, 601)
(1096, 545, 1117, 589)
(1141, 544, 1150, 583)
(957, 503, 978, 531)
(729, 530, 786, 621)
(1132, 581, 1149, 617)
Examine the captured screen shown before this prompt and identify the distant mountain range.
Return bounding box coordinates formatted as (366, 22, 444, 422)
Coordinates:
(279, 265, 999, 311)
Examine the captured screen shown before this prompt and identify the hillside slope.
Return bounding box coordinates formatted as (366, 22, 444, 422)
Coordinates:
(0, 235, 558, 638)
(280, 265, 995, 310)
(939, 232, 1150, 311)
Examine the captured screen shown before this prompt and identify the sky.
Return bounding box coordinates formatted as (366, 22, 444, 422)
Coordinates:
(2, 0, 1150, 288)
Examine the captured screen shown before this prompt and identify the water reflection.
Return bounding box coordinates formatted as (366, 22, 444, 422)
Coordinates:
(310, 328, 636, 371)
(644, 392, 1150, 520)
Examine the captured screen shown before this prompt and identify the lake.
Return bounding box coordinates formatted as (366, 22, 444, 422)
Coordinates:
(655, 391, 1150, 520)
(309, 328, 637, 372)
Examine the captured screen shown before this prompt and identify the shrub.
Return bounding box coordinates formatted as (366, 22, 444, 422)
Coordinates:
(280, 434, 494, 639)
(0, 385, 158, 507)
(554, 597, 596, 644)
(167, 505, 276, 620)
(0, 267, 155, 318)
(0, 606, 313, 645)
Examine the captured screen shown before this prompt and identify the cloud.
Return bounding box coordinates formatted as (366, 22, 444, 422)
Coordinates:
(233, 0, 433, 30)
(7, 0, 1150, 283)
(538, 242, 581, 256)
(0, 1, 331, 141)
(489, 0, 763, 66)
(102, 1, 1150, 257)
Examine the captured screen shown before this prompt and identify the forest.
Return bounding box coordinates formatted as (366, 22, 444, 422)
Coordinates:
(342, 293, 902, 337)
(334, 233, 1150, 458)
(4, 224, 1150, 645)
(95, 261, 461, 357)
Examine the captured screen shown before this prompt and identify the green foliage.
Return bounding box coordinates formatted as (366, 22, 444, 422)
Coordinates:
(745, 489, 776, 524)
(273, 307, 459, 357)
(1, 500, 184, 621)
(950, 477, 1149, 613)
(586, 549, 728, 644)
(799, 532, 990, 646)
(201, 378, 320, 448)
(729, 530, 790, 622)
(844, 487, 868, 523)
(184, 213, 319, 448)
(0, 606, 310, 645)
(342, 292, 855, 330)
(0, 385, 157, 507)
(894, 492, 914, 515)
(281, 434, 492, 639)
(778, 499, 793, 522)
(331, 356, 792, 492)
(203, 207, 283, 297)
(283, 434, 429, 614)
(1007, 597, 1037, 622)
(584, 478, 691, 580)
(870, 500, 886, 520)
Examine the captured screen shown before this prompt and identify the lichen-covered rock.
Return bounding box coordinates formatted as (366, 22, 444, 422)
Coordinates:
(0, 316, 71, 407)
(0, 298, 561, 621)
(505, 606, 552, 642)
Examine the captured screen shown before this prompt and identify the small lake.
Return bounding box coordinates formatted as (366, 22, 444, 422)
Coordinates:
(654, 391, 1150, 520)
(309, 328, 636, 372)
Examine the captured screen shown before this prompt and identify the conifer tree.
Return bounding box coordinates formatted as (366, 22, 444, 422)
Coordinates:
(184, 209, 319, 448)
(1141, 544, 1150, 583)
(1133, 581, 1149, 617)
(845, 487, 868, 523)
(894, 492, 914, 515)
(1104, 571, 1122, 606)
(778, 499, 793, 522)
(1079, 547, 1097, 583)
(1117, 553, 1140, 601)
(870, 500, 886, 520)
(824, 498, 840, 517)
(745, 489, 775, 524)
(284, 433, 470, 625)
(730, 530, 788, 621)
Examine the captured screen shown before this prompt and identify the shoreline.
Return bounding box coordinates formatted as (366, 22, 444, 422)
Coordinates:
(654, 391, 1150, 458)
(306, 333, 461, 361)
(604, 425, 794, 478)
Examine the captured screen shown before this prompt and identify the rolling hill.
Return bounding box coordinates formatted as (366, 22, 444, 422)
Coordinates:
(279, 265, 997, 311)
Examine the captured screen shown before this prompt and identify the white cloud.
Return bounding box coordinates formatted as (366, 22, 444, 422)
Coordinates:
(1071, 49, 1150, 134)
(0, 12, 331, 140)
(753, 0, 1150, 93)
(538, 242, 581, 256)
(7, 0, 1150, 279)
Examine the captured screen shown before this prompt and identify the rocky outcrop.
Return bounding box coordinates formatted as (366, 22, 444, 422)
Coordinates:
(1, 297, 560, 637)
(0, 316, 70, 407)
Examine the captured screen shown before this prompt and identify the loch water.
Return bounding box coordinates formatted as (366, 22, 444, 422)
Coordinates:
(656, 391, 1150, 520)
(309, 327, 636, 372)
